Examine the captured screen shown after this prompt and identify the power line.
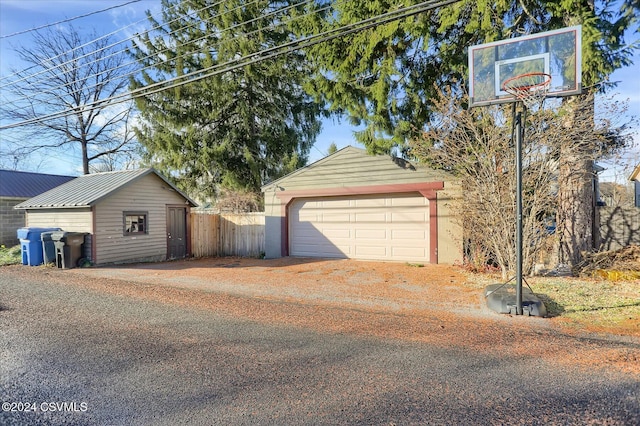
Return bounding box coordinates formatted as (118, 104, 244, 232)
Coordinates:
(0, 0, 460, 130)
(0, 0, 143, 39)
(0, 0, 319, 100)
(2, 0, 453, 129)
(0, 0, 231, 86)
(0, 0, 330, 116)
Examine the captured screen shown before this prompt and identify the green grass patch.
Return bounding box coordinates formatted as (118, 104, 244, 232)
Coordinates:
(468, 272, 640, 331)
(0, 245, 22, 266)
(527, 277, 640, 329)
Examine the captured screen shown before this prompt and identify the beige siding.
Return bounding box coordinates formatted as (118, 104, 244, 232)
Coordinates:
(25, 208, 93, 233)
(94, 173, 188, 264)
(263, 147, 463, 264)
(436, 182, 463, 265)
(265, 147, 450, 191)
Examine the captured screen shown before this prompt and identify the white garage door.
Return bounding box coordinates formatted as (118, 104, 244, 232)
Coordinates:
(289, 193, 430, 262)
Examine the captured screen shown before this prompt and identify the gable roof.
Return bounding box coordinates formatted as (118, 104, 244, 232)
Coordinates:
(262, 145, 452, 191)
(0, 169, 76, 198)
(15, 168, 197, 209)
(631, 164, 640, 181)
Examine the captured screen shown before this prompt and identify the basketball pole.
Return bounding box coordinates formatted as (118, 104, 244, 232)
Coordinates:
(515, 109, 524, 316)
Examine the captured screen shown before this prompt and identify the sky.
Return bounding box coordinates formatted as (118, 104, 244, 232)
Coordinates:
(0, 0, 638, 181)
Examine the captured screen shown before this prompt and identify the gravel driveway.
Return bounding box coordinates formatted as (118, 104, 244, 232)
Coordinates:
(1, 259, 639, 425)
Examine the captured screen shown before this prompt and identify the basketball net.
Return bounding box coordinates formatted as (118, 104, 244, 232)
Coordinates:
(501, 72, 552, 110)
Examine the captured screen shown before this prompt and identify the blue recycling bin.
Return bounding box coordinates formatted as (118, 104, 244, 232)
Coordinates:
(17, 227, 61, 266)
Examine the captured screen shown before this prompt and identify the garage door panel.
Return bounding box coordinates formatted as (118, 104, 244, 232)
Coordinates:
(392, 196, 429, 207)
(355, 212, 387, 222)
(355, 245, 388, 257)
(321, 199, 351, 208)
(322, 213, 351, 222)
(355, 229, 387, 239)
(295, 245, 347, 258)
(355, 198, 387, 208)
(391, 211, 427, 223)
(323, 228, 351, 238)
(392, 229, 427, 240)
(290, 194, 429, 262)
(392, 247, 428, 257)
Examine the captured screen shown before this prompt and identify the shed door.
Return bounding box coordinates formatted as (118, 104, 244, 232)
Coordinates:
(289, 193, 429, 262)
(167, 206, 187, 259)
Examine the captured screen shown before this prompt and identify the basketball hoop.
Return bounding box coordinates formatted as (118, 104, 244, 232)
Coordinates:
(501, 72, 552, 109)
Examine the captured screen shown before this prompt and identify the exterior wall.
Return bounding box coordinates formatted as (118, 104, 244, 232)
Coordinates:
(94, 173, 189, 264)
(435, 182, 463, 265)
(0, 197, 27, 246)
(24, 208, 93, 232)
(263, 148, 462, 264)
(265, 147, 450, 191)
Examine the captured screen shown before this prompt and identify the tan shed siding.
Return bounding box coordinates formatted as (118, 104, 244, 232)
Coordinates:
(24, 208, 93, 233)
(94, 173, 188, 264)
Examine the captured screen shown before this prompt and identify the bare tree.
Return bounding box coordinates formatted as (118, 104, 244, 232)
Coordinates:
(411, 88, 632, 278)
(0, 25, 138, 174)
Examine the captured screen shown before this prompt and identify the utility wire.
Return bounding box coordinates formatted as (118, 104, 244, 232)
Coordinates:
(0, 0, 329, 114)
(0, 0, 142, 39)
(0, 0, 319, 99)
(2, 0, 452, 128)
(0, 0, 460, 130)
(0, 0, 324, 121)
(0, 0, 232, 86)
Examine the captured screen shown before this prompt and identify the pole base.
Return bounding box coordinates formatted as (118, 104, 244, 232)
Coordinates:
(484, 284, 547, 317)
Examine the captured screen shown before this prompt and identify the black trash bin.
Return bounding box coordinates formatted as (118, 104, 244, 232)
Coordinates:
(51, 231, 86, 269)
(41, 231, 59, 265)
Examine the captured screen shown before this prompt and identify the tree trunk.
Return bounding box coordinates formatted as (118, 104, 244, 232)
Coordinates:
(82, 141, 89, 175)
(556, 92, 596, 271)
(557, 153, 594, 268)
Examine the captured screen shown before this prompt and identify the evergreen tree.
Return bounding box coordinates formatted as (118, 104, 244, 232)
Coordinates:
(327, 142, 338, 155)
(130, 0, 324, 198)
(294, 0, 636, 152)
(296, 0, 637, 269)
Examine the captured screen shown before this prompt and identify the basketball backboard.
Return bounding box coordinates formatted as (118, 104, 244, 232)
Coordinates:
(468, 26, 582, 107)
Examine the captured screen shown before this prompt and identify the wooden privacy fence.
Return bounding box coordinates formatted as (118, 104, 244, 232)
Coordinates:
(191, 212, 265, 258)
(598, 205, 640, 251)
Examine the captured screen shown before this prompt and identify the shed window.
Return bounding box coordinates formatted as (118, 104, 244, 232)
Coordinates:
(124, 212, 148, 235)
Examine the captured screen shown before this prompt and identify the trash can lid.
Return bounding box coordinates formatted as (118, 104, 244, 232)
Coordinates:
(50, 231, 87, 242)
(17, 227, 61, 240)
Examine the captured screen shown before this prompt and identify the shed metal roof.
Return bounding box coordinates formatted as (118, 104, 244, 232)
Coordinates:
(15, 168, 196, 209)
(0, 169, 76, 198)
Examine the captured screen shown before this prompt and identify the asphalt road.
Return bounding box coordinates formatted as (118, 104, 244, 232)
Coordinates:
(1, 269, 638, 425)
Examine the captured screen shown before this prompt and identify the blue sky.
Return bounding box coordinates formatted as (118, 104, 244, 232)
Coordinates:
(0, 0, 638, 180)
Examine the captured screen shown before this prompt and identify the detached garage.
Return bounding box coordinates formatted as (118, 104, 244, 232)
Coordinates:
(15, 168, 197, 265)
(262, 147, 462, 264)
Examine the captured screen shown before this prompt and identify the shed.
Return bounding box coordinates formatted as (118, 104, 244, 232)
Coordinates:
(0, 170, 75, 246)
(262, 146, 462, 264)
(15, 168, 197, 265)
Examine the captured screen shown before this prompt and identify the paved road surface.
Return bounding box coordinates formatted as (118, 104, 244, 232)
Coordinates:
(1, 269, 638, 425)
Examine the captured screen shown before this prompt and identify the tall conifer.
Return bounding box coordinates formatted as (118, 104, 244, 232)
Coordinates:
(130, 0, 323, 197)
